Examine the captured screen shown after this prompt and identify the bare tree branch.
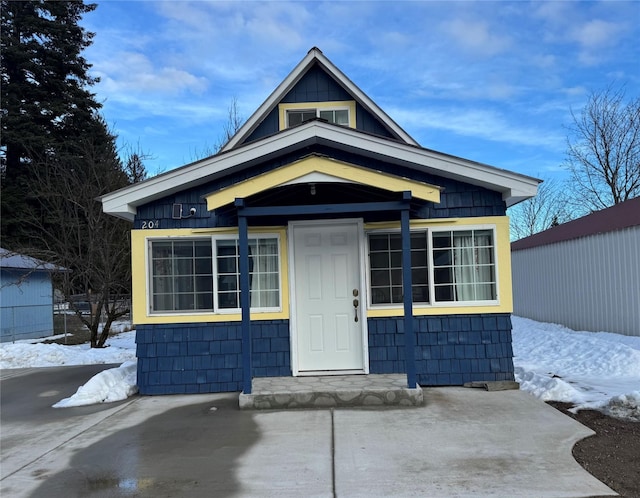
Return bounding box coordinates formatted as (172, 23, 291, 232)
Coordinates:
(190, 97, 245, 161)
(508, 177, 573, 240)
(564, 86, 640, 213)
(18, 121, 142, 347)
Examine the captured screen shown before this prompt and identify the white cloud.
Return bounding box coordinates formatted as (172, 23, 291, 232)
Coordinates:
(531, 54, 556, 70)
(530, 2, 632, 66)
(93, 51, 208, 99)
(156, 1, 312, 54)
(571, 19, 621, 49)
(532, 1, 571, 26)
(441, 19, 511, 56)
(570, 19, 625, 65)
(389, 106, 562, 150)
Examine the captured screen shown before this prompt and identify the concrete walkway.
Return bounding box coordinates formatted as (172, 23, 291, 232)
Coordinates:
(1, 367, 617, 497)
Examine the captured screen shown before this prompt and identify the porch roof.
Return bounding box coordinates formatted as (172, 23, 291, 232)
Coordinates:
(204, 155, 441, 211)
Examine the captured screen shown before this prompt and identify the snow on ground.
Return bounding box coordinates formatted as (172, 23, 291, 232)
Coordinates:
(0, 330, 136, 368)
(0, 328, 138, 407)
(512, 316, 640, 421)
(1, 317, 639, 419)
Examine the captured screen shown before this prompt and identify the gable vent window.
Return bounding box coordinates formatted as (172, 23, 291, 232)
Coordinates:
(287, 107, 350, 128)
(319, 109, 349, 125)
(287, 109, 317, 127)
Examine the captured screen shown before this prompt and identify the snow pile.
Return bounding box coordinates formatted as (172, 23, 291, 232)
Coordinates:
(515, 369, 586, 403)
(602, 392, 640, 420)
(53, 360, 138, 408)
(0, 331, 136, 368)
(512, 316, 640, 421)
(0, 330, 138, 409)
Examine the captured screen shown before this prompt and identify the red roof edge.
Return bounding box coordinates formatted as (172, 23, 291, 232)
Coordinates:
(511, 197, 640, 251)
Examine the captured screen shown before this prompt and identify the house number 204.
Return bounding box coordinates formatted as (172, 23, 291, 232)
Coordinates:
(141, 220, 159, 229)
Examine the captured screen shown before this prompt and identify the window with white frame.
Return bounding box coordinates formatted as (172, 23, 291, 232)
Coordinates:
(216, 238, 280, 310)
(367, 227, 497, 306)
(150, 239, 214, 312)
(287, 107, 350, 128)
(149, 236, 280, 314)
(432, 229, 496, 302)
(368, 232, 429, 305)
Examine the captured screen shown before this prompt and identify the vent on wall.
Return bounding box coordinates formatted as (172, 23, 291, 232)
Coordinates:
(172, 204, 197, 219)
(172, 203, 183, 219)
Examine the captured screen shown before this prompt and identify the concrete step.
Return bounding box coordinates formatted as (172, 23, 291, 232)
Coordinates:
(239, 373, 424, 410)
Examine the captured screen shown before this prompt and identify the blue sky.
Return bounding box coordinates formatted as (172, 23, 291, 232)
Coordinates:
(80, 1, 639, 180)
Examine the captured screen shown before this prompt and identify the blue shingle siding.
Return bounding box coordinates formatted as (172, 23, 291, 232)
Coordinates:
(135, 314, 513, 394)
(367, 314, 514, 385)
(136, 320, 290, 395)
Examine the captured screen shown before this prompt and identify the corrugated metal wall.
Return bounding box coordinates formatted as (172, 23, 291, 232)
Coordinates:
(0, 270, 54, 342)
(511, 226, 640, 336)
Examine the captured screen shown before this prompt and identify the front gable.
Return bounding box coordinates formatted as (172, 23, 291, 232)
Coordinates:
(224, 47, 417, 150)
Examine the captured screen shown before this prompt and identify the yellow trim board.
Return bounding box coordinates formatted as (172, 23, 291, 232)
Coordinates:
(130, 227, 290, 325)
(205, 155, 441, 211)
(365, 216, 513, 316)
(278, 101, 357, 130)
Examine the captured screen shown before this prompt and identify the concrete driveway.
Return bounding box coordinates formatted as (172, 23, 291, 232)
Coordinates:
(1, 366, 616, 497)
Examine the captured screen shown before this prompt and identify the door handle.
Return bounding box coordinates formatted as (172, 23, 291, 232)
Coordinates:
(353, 298, 359, 323)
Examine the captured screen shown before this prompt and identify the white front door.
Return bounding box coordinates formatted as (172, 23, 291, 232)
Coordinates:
(291, 220, 366, 374)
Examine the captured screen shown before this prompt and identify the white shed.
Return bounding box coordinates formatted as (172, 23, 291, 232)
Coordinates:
(511, 197, 640, 337)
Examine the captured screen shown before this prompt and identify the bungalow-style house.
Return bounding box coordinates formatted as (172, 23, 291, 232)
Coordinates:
(101, 48, 539, 395)
(0, 248, 64, 342)
(512, 197, 640, 337)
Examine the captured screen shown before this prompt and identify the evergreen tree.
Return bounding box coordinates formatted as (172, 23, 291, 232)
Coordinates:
(1, 1, 146, 346)
(1, 0, 100, 245)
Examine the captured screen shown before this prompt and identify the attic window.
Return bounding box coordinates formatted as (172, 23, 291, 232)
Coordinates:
(319, 109, 349, 125)
(280, 101, 356, 130)
(286, 107, 350, 128)
(287, 109, 317, 127)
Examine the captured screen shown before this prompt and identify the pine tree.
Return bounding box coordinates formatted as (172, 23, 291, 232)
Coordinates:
(1, 0, 100, 245)
(1, 2, 146, 347)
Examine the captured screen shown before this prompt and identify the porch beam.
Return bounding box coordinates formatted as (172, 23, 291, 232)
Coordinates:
(237, 200, 407, 218)
(235, 198, 252, 394)
(401, 191, 417, 389)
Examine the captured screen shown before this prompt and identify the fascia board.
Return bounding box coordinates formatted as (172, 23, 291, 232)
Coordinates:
(102, 120, 539, 221)
(311, 125, 540, 205)
(100, 125, 324, 220)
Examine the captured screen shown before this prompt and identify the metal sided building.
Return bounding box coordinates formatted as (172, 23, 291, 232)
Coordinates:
(511, 197, 640, 337)
(0, 248, 63, 342)
(101, 48, 540, 395)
